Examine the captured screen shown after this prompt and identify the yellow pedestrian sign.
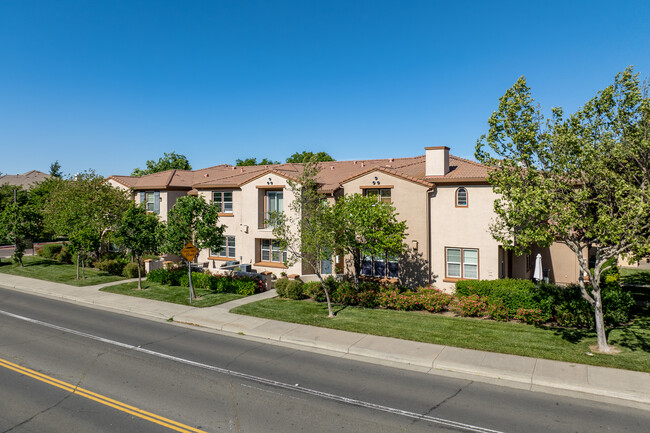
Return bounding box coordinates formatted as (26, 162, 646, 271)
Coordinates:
(181, 242, 199, 262)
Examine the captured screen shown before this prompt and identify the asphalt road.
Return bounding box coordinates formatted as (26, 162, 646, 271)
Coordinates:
(0, 287, 648, 433)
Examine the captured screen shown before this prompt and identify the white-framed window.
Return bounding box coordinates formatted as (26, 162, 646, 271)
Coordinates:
(213, 191, 233, 213)
(365, 188, 391, 204)
(139, 191, 160, 214)
(265, 190, 283, 225)
(261, 239, 287, 263)
(456, 187, 468, 207)
(446, 247, 478, 279)
(213, 236, 236, 258)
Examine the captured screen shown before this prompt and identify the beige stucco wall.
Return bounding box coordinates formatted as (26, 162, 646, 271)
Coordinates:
(341, 170, 430, 286)
(430, 184, 500, 292)
(195, 173, 302, 277)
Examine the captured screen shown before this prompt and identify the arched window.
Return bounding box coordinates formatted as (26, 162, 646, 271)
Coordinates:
(456, 187, 468, 207)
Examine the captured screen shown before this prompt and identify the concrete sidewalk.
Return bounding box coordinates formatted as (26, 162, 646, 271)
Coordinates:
(0, 273, 648, 410)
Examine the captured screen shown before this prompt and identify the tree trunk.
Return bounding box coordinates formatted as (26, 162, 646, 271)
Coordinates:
(137, 255, 142, 290)
(82, 258, 86, 279)
(592, 283, 611, 353)
(76, 252, 80, 280)
(352, 250, 361, 290)
(316, 270, 334, 317)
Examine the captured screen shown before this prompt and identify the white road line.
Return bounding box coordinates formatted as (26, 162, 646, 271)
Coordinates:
(0, 309, 507, 433)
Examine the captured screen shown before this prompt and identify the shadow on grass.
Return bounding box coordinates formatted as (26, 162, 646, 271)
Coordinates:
(622, 271, 650, 286)
(333, 305, 349, 315)
(612, 316, 650, 353)
(544, 326, 594, 344)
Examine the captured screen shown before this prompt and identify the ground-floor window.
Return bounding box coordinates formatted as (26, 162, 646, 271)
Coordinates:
(361, 252, 399, 278)
(212, 236, 236, 258)
(261, 239, 287, 263)
(446, 247, 478, 279)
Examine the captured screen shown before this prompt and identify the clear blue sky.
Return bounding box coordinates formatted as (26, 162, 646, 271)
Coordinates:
(1, 0, 648, 177)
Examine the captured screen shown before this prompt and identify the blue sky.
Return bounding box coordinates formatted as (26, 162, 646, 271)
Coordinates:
(1, 0, 648, 177)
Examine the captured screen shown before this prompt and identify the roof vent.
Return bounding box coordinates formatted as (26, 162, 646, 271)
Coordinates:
(204, 173, 209, 177)
(330, 166, 335, 170)
(389, 158, 394, 163)
(361, 162, 365, 167)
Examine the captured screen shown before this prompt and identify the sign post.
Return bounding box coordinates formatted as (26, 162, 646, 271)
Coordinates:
(181, 241, 199, 303)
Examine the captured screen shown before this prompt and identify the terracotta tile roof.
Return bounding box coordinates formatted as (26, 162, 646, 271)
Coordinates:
(0, 170, 50, 189)
(108, 153, 488, 192)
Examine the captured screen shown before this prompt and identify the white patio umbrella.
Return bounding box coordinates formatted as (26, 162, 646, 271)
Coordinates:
(533, 253, 543, 281)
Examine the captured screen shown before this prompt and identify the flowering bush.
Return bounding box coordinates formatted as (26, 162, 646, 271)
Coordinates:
(332, 282, 359, 305)
(418, 288, 452, 313)
(357, 290, 378, 308)
(377, 290, 421, 311)
(304, 282, 328, 302)
(487, 303, 510, 322)
(514, 308, 545, 325)
(453, 295, 488, 317)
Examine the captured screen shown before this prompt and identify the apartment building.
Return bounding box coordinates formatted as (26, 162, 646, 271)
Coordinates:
(108, 147, 584, 291)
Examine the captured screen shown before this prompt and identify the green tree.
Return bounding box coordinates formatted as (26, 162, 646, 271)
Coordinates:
(285, 151, 335, 163)
(235, 157, 280, 166)
(43, 171, 130, 279)
(476, 67, 650, 353)
(0, 185, 28, 212)
(49, 161, 62, 178)
(0, 202, 42, 267)
(116, 204, 159, 289)
(131, 152, 192, 176)
(269, 158, 338, 317)
(159, 195, 225, 299)
(332, 194, 408, 290)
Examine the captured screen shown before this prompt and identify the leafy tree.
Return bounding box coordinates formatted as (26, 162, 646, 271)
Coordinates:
(0, 185, 28, 212)
(131, 152, 192, 176)
(0, 202, 42, 267)
(285, 151, 335, 163)
(49, 161, 62, 178)
(269, 158, 338, 317)
(159, 195, 224, 299)
(235, 157, 280, 166)
(116, 204, 159, 289)
(332, 194, 408, 290)
(43, 171, 130, 279)
(68, 226, 101, 279)
(476, 67, 650, 353)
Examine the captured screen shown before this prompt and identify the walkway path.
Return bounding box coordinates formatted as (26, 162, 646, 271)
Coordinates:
(0, 273, 648, 410)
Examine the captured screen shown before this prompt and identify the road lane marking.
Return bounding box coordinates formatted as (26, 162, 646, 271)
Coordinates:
(0, 308, 507, 433)
(0, 357, 207, 433)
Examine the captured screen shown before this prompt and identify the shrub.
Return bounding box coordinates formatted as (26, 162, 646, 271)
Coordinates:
(357, 290, 378, 308)
(453, 294, 488, 317)
(418, 288, 452, 313)
(96, 258, 128, 276)
(515, 308, 545, 325)
(122, 261, 144, 278)
(146, 268, 185, 286)
(377, 290, 420, 311)
(455, 279, 538, 316)
(54, 245, 73, 264)
(332, 281, 358, 305)
(285, 280, 305, 300)
(274, 278, 290, 297)
(304, 282, 328, 302)
(40, 243, 63, 259)
(234, 280, 257, 296)
(487, 303, 510, 321)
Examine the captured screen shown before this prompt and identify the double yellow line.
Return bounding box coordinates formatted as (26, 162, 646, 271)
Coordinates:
(0, 357, 208, 433)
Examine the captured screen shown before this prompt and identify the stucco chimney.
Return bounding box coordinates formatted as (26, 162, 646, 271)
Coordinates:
(425, 146, 450, 176)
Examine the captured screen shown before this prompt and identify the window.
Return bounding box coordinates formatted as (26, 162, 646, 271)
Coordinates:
(213, 236, 236, 258)
(139, 191, 160, 214)
(213, 191, 233, 213)
(361, 251, 399, 278)
(265, 190, 283, 225)
(456, 187, 468, 207)
(365, 188, 391, 204)
(446, 247, 478, 279)
(261, 239, 286, 263)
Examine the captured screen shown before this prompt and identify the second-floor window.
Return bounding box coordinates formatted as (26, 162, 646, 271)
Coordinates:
(266, 190, 283, 222)
(365, 188, 391, 204)
(456, 187, 468, 207)
(139, 191, 160, 214)
(213, 191, 233, 213)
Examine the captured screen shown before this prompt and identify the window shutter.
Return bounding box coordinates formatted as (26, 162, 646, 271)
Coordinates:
(154, 191, 160, 214)
(139, 192, 145, 206)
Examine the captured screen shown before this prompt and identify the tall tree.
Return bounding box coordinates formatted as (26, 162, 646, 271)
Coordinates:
(285, 151, 335, 163)
(49, 161, 62, 178)
(0, 202, 42, 267)
(269, 158, 338, 317)
(235, 157, 280, 166)
(159, 195, 224, 299)
(332, 194, 408, 290)
(131, 152, 192, 176)
(43, 171, 130, 279)
(476, 67, 650, 353)
(116, 204, 159, 289)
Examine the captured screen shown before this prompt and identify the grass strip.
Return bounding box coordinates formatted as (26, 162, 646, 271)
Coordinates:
(0, 256, 127, 286)
(101, 280, 244, 307)
(232, 298, 650, 372)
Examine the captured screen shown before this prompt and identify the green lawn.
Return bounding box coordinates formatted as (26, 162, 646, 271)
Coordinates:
(101, 280, 244, 307)
(232, 298, 650, 372)
(0, 256, 127, 286)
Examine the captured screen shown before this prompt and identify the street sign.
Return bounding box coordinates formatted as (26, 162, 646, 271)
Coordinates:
(181, 242, 199, 262)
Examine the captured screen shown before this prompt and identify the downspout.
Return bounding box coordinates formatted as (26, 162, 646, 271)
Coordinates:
(426, 185, 435, 285)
